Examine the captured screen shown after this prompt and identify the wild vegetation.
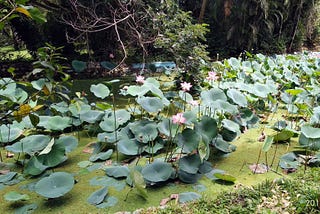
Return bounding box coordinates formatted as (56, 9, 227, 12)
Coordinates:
(0, 0, 320, 213)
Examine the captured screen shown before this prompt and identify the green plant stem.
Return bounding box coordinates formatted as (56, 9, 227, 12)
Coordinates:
(270, 141, 278, 167)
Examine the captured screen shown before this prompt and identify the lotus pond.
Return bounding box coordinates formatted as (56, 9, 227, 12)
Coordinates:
(0, 52, 320, 213)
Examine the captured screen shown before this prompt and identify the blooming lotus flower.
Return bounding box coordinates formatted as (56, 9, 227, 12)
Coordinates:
(172, 113, 186, 125)
(206, 71, 219, 81)
(136, 75, 145, 84)
(180, 82, 192, 92)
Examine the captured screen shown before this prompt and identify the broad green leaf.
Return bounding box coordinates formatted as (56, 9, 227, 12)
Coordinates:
(35, 172, 74, 198)
(5, 135, 51, 155)
(178, 170, 201, 184)
(201, 88, 227, 106)
(177, 129, 201, 153)
(178, 192, 201, 203)
(0, 124, 23, 143)
(213, 173, 236, 183)
(96, 196, 118, 208)
(194, 116, 218, 143)
(90, 84, 110, 99)
(301, 125, 320, 139)
(89, 149, 113, 162)
(279, 152, 299, 169)
(24, 156, 49, 176)
(37, 143, 67, 167)
(129, 121, 158, 143)
(136, 96, 164, 113)
(4, 191, 29, 201)
(55, 136, 78, 153)
(273, 129, 294, 142)
(87, 187, 108, 205)
(0, 172, 17, 183)
(178, 154, 201, 174)
(227, 88, 247, 107)
(117, 139, 142, 156)
(13, 203, 38, 214)
(105, 166, 129, 178)
(141, 161, 174, 183)
(45, 116, 71, 131)
(72, 60, 87, 72)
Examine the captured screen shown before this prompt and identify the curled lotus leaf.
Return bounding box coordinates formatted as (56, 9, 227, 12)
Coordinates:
(141, 161, 174, 183)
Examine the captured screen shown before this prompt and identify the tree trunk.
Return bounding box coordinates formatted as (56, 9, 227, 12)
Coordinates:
(198, 0, 208, 23)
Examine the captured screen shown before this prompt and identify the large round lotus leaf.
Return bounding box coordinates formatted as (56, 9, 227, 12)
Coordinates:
(201, 88, 227, 106)
(279, 152, 299, 169)
(35, 172, 74, 198)
(301, 125, 320, 139)
(24, 156, 49, 176)
(129, 121, 158, 143)
(100, 110, 130, 132)
(205, 169, 225, 180)
(55, 136, 78, 153)
(178, 91, 193, 103)
(90, 83, 110, 99)
(182, 110, 197, 125)
(252, 83, 269, 98)
(137, 96, 164, 113)
(141, 161, 174, 183)
(117, 139, 142, 156)
(222, 119, 240, 133)
(100, 61, 116, 70)
(213, 135, 237, 153)
(299, 133, 320, 151)
(273, 129, 294, 142)
(80, 110, 104, 123)
(105, 166, 129, 178)
(69, 102, 91, 116)
(12, 203, 38, 214)
(199, 161, 213, 174)
(0, 124, 23, 143)
(89, 149, 113, 162)
(211, 100, 238, 114)
(178, 170, 201, 184)
(50, 101, 69, 113)
(5, 135, 51, 155)
(127, 85, 149, 96)
(178, 192, 201, 203)
(178, 154, 201, 174)
(228, 57, 241, 69)
(227, 88, 248, 107)
(194, 116, 217, 143)
(4, 191, 30, 201)
(157, 118, 178, 137)
(177, 129, 201, 153)
(145, 77, 160, 88)
(87, 186, 108, 205)
(0, 172, 17, 183)
(45, 116, 71, 131)
(31, 78, 46, 90)
(37, 143, 67, 167)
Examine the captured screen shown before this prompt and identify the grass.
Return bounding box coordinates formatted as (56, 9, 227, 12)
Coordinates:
(139, 168, 320, 214)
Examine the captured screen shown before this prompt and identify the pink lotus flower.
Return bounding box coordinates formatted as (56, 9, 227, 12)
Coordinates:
(188, 100, 199, 106)
(172, 113, 186, 125)
(206, 71, 219, 81)
(180, 82, 192, 92)
(136, 75, 145, 84)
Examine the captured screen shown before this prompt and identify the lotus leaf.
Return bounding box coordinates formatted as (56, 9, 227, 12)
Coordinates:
(178, 192, 201, 204)
(213, 173, 236, 183)
(69, 102, 91, 116)
(45, 116, 71, 131)
(213, 135, 237, 153)
(273, 129, 294, 142)
(141, 161, 174, 183)
(279, 152, 299, 169)
(117, 139, 142, 155)
(80, 110, 104, 123)
(201, 88, 227, 106)
(24, 156, 49, 176)
(4, 191, 29, 201)
(105, 166, 129, 178)
(178, 170, 201, 184)
(90, 83, 110, 99)
(179, 91, 193, 102)
(0, 124, 23, 143)
(301, 125, 320, 139)
(5, 135, 51, 155)
(55, 136, 78, 153)
(198, 139, 210, 161)
(198, 161, 213, 174)
(89, 149, 113, 162)
(227, 88, 248, 107)
(127, 85, 149, 96)
(129, 168, 147, 199)
(97, 132, 118, 143)
(0, 172, 17, 183)
(262, 136, 274, 152)
(195, 116, 217, 143)
(178, 154, 201, 174)
(137, 96, 164, 113)
(35, 172, 74, 198)
(96, 196, 118, 208)
(211, 100, 238, 114)
(37, 143, 67, 167)
(99, 109, 130, 132)
(205, 169, 225, 180)
(177, 129, 201, 153)
(87, 187, 108, 205)
(299, 133, 320, 151)
(129, 121, 158, 143)
(144, 141, 164, 154)
(252, 83, 269, 98)
(100, 61, 116, 70)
